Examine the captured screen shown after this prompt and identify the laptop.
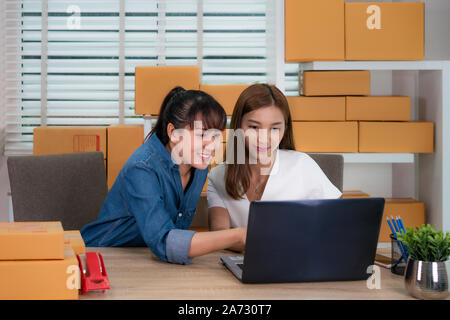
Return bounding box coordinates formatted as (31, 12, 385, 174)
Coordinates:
(221, 198, 385, 284)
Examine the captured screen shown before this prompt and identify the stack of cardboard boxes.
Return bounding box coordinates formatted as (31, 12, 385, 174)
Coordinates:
(0, 222, 85, 299)
(285, 0, 424, 61)
(285, 0, 428, 243)
(290, 70, 434, 153)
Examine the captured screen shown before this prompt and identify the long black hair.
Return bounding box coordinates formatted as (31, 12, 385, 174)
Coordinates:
(146, 86, 227, 145)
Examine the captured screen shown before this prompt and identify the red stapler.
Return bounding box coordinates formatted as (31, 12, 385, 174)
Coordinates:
(76, 252, 110, 294)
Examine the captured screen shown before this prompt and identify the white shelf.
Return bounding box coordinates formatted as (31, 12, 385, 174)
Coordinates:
(333, 153, 415, 164)
(310, 153, 415, 163)
(299, 60, 448, 71)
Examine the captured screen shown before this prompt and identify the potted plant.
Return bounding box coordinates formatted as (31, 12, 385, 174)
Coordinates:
(396, 224, 450, 300)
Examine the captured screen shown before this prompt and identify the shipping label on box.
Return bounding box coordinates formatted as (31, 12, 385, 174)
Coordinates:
(33, 126, 107, 159)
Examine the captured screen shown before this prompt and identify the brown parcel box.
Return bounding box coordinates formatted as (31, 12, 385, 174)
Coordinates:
(342, 190, 370, 199)
(135, 66, 200, 115)
(288, 96, 346, 121)
(33, 126, 107, 159)
(0, 222, 64, 260)
(64, 230, 86, 255)
(292, 121, 358, 153)
(0, 248, 79, 300)
(378, 198, 425, 242)
(107, 124, 144, 190)
(346, 96, 411, 121)
(359, 122, 434, 153)
(285, 0, 345, 62)
(302, 71, 370, 96)
(345, 2, 424, 60)
(200, 84, 250, 116)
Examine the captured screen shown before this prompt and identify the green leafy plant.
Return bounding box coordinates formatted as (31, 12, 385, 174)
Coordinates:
(396, 224, 450, 262)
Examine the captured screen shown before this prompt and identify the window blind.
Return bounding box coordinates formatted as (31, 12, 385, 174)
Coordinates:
(3, 0, 274, 156)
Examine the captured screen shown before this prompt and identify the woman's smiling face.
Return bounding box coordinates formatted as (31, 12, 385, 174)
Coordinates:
(240, 105, 286, 164)
(168, 115, 223, 170)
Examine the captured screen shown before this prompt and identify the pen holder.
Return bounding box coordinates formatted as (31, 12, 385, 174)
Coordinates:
(390, 234, 407, 276)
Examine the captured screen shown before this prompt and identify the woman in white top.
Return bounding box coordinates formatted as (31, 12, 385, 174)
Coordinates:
(207, 84, 342, 251)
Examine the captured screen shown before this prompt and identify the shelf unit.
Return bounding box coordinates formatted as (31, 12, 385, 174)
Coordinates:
(269, 1, 450, 233)
(296, 60, 450, 234)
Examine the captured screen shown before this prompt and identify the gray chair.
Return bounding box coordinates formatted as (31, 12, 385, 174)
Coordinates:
(7, 151, 107, 230)
(307, 153, 344, 192)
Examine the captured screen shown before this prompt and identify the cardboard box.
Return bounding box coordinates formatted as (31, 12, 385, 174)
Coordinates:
(288, 96, 346, 121)
(346, 96, 411, 121)
(107, 124, 144, 190)
(0, 222, 64, 260)
(302, 71, 370, 96)
(378, 198, 425, 242)
(292, 121, 358, 152)
(285, 0, 345, 62)
(359, 122, 434, 153)
(199, 84, 249, 116)
(33, 126, 107, 159)
(0, 248, 79, 300)
(135, 66, 200, 115)
(345, 2, 424, 60)
(64, 230, 86, 255)
(342, 190, 370, 199)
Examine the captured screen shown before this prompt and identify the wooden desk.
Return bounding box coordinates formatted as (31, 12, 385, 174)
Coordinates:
(80, 247, 419, 300)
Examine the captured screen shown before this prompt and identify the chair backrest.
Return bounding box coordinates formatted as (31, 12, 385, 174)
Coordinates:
(7, 151, 107, 230)
(307, 153, 344, 192)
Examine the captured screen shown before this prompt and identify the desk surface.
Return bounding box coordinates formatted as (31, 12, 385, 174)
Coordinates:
(80, 247, 421, 300)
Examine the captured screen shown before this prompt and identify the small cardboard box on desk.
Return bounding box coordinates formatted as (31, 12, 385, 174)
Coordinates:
(0, 222, 81, 300)
(64, 230, 86, 255)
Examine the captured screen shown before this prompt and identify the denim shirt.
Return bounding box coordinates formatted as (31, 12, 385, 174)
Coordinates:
(81, 133, 208, 265)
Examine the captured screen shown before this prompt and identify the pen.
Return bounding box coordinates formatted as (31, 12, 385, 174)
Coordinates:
(387, 218, 396, 235)
(387, 217, 409, 263)
(397, 216, 406, 233)
(396, 216, 409, 256)
(390, 216, 400, 233)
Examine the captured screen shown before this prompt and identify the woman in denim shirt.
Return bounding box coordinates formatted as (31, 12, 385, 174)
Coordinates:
(81, 87, 247, 265)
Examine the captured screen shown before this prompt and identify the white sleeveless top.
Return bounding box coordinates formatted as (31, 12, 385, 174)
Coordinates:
(207, 149, 342, 228)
